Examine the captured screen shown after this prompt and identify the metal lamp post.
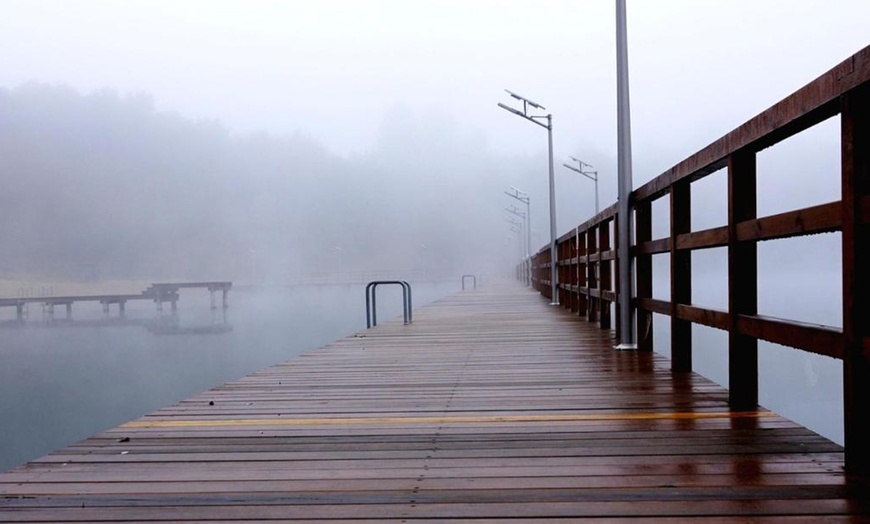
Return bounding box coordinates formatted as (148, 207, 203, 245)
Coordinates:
(505, 205, 529, 285)
(505, 218, 524, 273)
(498, 91, 558, 305)
(563, 157, 600, 215)
(505, 187, 532, 287)
(616, 0, 636, 348)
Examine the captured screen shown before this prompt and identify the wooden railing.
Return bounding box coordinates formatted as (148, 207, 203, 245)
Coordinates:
(528, 44, 870, 473)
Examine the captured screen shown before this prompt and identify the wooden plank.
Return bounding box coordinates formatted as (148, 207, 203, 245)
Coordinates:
(0, 283, 860, 522)
(676, 304, 729, 331)
(735, 201, 841, 242)
(577, 230, 588, 316)
(599, 221, 612, 329)
(586, 225, 599, 322)
(633, 45, 870, 203)
(675, 226, 729, 251)
(637, 297, 670, 316)
(671, 180, 692, 372)
(634, 237, 671, 255)
(736, 314, 843, 359)
(636, 200, 654, 351)
(841, 84, 870, 473)
(557, 227, 577, 244)
(577, 203, 618, 235)
(728, 150, 759, 410)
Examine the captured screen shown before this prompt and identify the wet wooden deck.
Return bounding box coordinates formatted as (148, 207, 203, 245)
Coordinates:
(1, 282, 867, 522)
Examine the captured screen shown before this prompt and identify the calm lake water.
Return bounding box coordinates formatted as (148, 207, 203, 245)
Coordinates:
(0, 282, 460, 472)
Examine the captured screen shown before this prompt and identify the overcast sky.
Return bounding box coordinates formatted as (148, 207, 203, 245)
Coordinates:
(2, 1, 867, 168)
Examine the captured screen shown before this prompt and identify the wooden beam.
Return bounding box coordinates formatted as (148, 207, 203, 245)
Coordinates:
(557, 227, 578, 244)
(636, 201, 653, 351)
(676, 304, 730, 331)
(671, 180, 692, 372)
(599, 223, 612, 329)
(841, 84, 870, 473)
(736, 314, 843, 359)
(735, 201, 841, 242)
(634, 238, 671, 255)
(728, 150, 759, 410)
(601, 290, 618, 303)
(576, 203, 619, 234)
(577, 231, 588, 316)
(636, 297, 670, 316)
(633, 45, 870, 203)
(675, 226, 730, 251)
(586, 225, 598, 322)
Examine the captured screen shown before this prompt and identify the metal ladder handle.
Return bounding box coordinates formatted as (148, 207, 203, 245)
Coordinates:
(365, 281, 413, 328)
(366, 281, 385, 329)
(401, 281, 412, 324)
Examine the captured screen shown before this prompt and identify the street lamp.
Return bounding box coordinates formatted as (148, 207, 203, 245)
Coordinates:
(505, 205, 528, 285)
(505, 218, 524, 271)
(498, 90, 558, 305)
(505, 187, 532, 287)
(615, 0, 636, 348)
(563, 156, 600, 215)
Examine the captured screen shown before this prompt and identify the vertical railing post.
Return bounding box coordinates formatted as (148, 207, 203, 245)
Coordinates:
(578, 230, 588, 317)
(599, 220, 612, 329)
(569, 232, 578, 313)
(572, 232, 579, 313)
(635, 200, 653, 351)
(841, 85, 870, 474)
(587, 224, 599, 322)
(671, 181, 693, 371)
(613, 216, 621, 335)
(728, 150, 758, 410)
(562, 239, 567, 306)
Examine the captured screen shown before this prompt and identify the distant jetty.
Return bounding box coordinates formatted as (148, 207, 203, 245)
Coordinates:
(0, 281, 231, 321)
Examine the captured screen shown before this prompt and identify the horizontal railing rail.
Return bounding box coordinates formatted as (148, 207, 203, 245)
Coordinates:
(525, 44, 870, 473)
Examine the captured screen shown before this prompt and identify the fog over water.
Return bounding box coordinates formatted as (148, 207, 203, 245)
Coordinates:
(1, 1, 868, 470)
(0, 283, 460, 472)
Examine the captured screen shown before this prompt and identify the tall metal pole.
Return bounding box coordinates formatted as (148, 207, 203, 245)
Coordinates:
(563, 158, 600, 215)
(525, 197, 531, 286)
(616, 0, 635, 348)
(546, 115, 559, 305)
(497, 91, 556, 297)
(594, 174, 600, 215)
(506, 205, 529, 285)
(505, 188, 533, 287)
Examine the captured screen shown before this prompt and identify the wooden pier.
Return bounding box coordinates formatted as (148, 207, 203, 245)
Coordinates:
(1, 283, 866, 522)
(0, 281, 232, 321)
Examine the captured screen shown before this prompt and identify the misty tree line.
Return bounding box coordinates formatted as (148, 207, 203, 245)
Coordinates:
(0, 83, 531, 283)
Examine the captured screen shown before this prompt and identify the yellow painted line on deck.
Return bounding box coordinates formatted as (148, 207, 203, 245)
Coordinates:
(122, 411, 776, 429)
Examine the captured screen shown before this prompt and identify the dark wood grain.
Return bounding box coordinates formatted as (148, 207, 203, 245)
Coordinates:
(841, 84, 870, 473)
(728, 150, 759, 410)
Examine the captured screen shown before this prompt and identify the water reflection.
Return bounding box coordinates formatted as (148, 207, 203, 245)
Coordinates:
(0, 282, 458, 473)
(0, 308, 232, 336)
(146, 311, 232, 336)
